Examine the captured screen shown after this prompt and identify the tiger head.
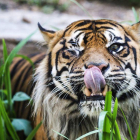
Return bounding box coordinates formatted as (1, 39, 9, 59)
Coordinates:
(33, 20, 140, 139)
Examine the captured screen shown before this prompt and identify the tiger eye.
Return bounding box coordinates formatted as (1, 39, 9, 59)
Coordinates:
(109, 44, 120, 52)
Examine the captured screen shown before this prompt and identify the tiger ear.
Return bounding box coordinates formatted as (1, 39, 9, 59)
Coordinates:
(131, 21, 140, 43)
(122, 21, 140, 43)
(38, 22, 55, 43)
(131, 21, 140, 35)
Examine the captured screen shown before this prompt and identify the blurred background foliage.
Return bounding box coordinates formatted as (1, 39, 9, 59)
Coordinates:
(14, 0, 70, 13)
(13, 0, 140, 13)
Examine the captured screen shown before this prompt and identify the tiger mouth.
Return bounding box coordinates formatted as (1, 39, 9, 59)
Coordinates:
(80, 85, 108, 102)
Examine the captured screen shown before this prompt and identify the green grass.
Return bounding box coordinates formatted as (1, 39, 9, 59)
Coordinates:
(0, 34, 41, 139)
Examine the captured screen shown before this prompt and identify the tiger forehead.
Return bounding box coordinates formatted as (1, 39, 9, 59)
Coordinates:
(63, 20, 125, 47)
(64, 19, 123, 35)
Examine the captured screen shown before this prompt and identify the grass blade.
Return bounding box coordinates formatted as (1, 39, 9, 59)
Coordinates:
(104, 91, 112, 139)
(113, 121, 121, 140)
(119, 107, 133, 140)
(70, 0, 93, 19)
(0, 64, 4, 88)
(0, 98, 19, 140)
(26, 121, 42, 140)
(2, 39, 8, 60)
(110, 98, 118, 140)
(104, 91, 112, 112)
(52, 130, 69, 140)
(76, 129, 101, 140)
(2, 39, 12, 114)
(137, 124, 140, 140)
(0, 113, 4, 140)
(132, 7, 139, 22)
(98, 111, 112, 140)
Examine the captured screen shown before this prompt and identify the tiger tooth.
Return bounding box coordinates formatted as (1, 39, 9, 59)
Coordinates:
(102, 85, 108, 96)
(84, 88, 91, 96)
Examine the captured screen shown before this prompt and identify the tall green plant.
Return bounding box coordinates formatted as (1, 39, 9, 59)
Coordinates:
(2, 40, 13, 115)
(0, 30, 41, 139)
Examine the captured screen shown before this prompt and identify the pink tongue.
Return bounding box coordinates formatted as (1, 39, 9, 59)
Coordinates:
(84, 66, 106, 94)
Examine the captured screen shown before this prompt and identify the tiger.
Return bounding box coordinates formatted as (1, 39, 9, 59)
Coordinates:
(11, 19, 140, 140)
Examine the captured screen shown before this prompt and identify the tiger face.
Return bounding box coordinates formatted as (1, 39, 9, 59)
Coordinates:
(33, 20, 140, 139)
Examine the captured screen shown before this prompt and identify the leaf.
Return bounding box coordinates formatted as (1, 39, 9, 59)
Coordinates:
(98, 111, 112, 140)
(12, 119, 32, 136)
(0, 99, 20, 140)
(52, 130, 69, 140)
(12, 92, 30, 102)
(26, 121, 42, 140)
(3, 100, 14, 110)
(76, 129, 101, 140)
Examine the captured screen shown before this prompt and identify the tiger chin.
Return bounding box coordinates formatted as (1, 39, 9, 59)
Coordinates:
(32, 20, 140, 140)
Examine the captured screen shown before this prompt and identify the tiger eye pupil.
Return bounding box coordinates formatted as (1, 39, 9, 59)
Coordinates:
(111, 44, 119, 51)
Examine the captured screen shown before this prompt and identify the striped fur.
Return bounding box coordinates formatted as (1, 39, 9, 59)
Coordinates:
(10, 53, 46, 119)
(11, 20, 140, 140)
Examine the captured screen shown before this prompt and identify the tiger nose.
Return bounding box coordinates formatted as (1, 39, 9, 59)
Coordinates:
(85, 63, 109, 74)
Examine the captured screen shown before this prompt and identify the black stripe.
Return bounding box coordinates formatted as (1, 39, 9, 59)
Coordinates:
(118, 92, 135, 102)
(57, 92, 78, 102)
(63, 26, 72, 36)
(100, 33, 107, 43)
(48, 52, 52, 77)
(71, 75, 84, 79)
(38, 22, 55, 33)
(64, 101, 76, 109)
(75, 32, 84, 39)
(10, 59, 24, 80)
(96, 26, 114, 30)
(117, 56, 125, 65)
(69, 109, 78, 115)
(75, 20, 91, 27)
(125, 63, 136, 75)
(71, 70, 84, 74)
(132, 47, 137, 71)
(107, 74, 125, 78)
(62, 52, 69, 59)
(20, 57, 44, 92)
(95, 21, 118, 27)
